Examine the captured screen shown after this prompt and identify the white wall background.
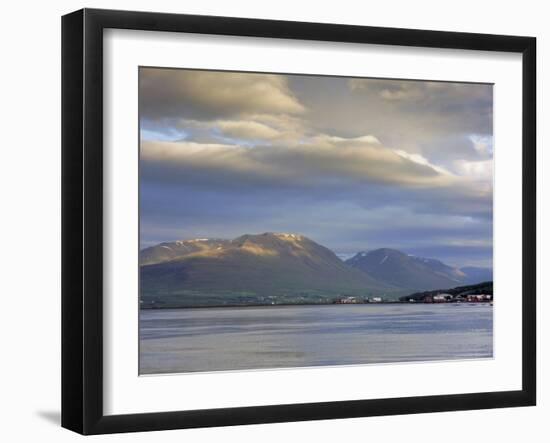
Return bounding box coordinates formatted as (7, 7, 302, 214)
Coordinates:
(0, 1, 546, 441)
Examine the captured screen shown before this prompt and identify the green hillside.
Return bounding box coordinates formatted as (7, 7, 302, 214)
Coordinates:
(140, 233, 397, 307)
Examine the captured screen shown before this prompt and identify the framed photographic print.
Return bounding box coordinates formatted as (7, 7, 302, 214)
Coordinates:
(61, 8, 536, 435)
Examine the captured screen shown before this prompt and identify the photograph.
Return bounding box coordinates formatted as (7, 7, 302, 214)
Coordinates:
(138, 67, 494, 375)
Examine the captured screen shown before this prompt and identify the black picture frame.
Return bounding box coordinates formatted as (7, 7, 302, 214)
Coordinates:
(61, 8, 537, 435)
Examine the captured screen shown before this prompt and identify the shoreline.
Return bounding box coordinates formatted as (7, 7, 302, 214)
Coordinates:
(140, 301, 493, 310)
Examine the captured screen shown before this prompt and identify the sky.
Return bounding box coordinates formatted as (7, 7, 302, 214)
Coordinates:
(139, 67, 493, 268)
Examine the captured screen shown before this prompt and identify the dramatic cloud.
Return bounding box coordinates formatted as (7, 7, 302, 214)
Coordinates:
(215, 120, 282, 140)
(293, 76, 492, 158)
(139, 68, 494, 267)
(141, 135, 456, 189)
(140, 69, 305, 120)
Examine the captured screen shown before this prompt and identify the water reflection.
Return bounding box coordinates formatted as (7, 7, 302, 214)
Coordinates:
(139, 304, 493, 374)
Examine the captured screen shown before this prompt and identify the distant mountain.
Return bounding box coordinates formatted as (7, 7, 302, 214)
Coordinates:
(140, 233, 397, 307)
(399, 281, 493, 302)
(410, 255, 466, 282)
(460, 266, 493, 285)
(346, 248, 467, 291)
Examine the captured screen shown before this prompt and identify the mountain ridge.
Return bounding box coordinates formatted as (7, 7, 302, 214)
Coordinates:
(140, 234, 492, 307)
(346, 248, 492, 291)
(140, 233, 398, 307)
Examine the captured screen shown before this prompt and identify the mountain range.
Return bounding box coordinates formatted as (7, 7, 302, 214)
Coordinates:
(345, 248, 491, 290)
(140, 233, 492, 307)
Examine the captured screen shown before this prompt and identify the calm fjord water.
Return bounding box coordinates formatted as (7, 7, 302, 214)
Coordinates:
(139, 303, 493, 374)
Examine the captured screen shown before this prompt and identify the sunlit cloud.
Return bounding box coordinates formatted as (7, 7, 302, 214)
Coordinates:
(141, 134, 457, 189)
(453, 159, 493, 179)
(140, 68, 306, 121)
